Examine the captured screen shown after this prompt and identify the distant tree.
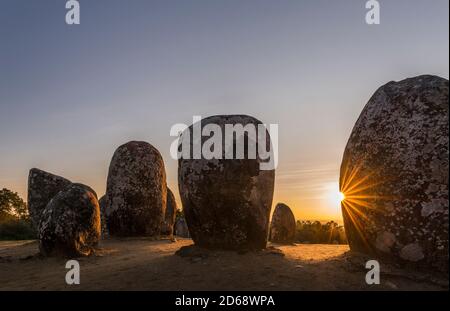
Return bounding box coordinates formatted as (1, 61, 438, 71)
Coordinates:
(0, 188, 28, 221)
(0, 189, 35, 240)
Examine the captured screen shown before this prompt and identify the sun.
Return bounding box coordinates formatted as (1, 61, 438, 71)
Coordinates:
(325, 182, 345, 210)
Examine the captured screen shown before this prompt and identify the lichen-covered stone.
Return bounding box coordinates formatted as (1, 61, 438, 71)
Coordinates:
(178, 115, 275, 250)
(269, 203, 296, 244)
(38, 183, 101, 257)
(98, 195, 109, 238)
(161, 188, 177, 236)
(105, 141, 167, 236)
(340, 75, 449, 272)
(174, 217, 190, 238)
(27, 168, 71, 229)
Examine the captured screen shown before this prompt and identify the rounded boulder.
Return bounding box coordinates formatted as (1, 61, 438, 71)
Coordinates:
(105, 141, 167, 236)
(340, 75, 448, 272)
(38, 183, 101, 257)
(178, 115, 275, 250)
(269, 203, 296, 244)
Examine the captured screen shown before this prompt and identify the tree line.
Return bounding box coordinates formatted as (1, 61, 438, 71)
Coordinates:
(295, 220, 347, 244)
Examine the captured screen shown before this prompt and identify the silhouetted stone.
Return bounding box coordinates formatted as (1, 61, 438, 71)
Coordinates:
(105, 141, 167, 237)
(340, 75, 449, 272)
(98, 195, 109, 238)
(27, 168, 71, 229)
(161, 188, 177, 236)
(175, 217, 190, 238)
(38, 183, 101, 257)
(178, 115, 275, 250)
(269, 203, 296, 244)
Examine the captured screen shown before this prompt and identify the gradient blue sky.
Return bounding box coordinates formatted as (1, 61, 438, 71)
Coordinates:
(0, 0, 448, 221)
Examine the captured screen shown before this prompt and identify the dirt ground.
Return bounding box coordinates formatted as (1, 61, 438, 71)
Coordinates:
(0, 238, 447, 291)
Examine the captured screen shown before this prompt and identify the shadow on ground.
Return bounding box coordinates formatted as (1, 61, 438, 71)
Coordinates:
(0, 238, 446, 291)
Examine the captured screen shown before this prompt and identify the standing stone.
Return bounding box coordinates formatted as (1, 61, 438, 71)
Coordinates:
(98, 195, 109, 238)
(105, 141, 167, 236)
(161, 188, 177, 236)
(178, 115, 275, 250)
(175, 217, 190, 238)
(269, 203, 296, 244)
(27, 168, 71, 229)
(340, 75, 449, 272)
(38, 183, 101, 257)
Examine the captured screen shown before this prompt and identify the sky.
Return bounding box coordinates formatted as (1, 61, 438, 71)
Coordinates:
(0, 0, 448, 222)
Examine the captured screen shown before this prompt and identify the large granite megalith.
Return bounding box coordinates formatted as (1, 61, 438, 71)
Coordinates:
(27, 168, 71, 229)
(105, 141, 167, 236)
(269, 203, 296, 244)
(161, 188, 177, 236)
(178, 115, 275, 250)
(38, 183, 101, 257)
(340, 75, 449, 272)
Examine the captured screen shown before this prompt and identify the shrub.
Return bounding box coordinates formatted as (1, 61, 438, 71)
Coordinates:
(0, 218, 37, 240)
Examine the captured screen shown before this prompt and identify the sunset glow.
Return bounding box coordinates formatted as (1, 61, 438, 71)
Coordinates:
(325, 182, 345, 214)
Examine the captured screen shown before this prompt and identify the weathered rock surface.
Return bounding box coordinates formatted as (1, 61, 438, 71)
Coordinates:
(161, 188, 177, 236)
(178, 115, 275, 250)
(269, 203, 296, 244)
(27, 168, 71, 229)
(175, 217, 190, 238)
(105, 141, 167, 237)
(340, 75, 449, 272)
(38, 183, 101, 257)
